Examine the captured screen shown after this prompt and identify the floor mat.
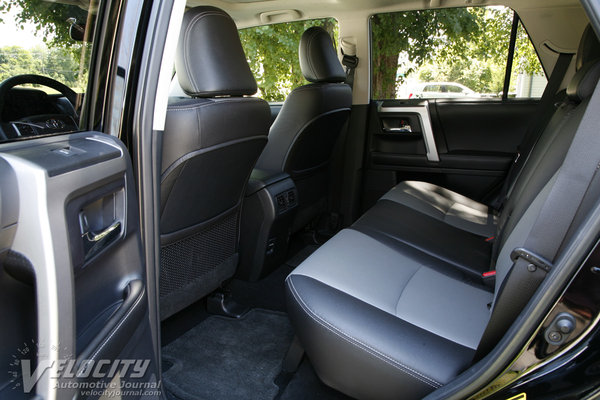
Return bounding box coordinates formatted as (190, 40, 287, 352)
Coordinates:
(286, 245, 320, 268)
(162, 309, 294, 400)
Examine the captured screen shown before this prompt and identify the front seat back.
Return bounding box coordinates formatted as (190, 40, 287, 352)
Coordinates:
(159, 6, 270, 320)
(255, 27, 352, 231)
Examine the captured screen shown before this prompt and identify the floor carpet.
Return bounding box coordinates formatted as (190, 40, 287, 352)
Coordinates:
(162, 309, 294, 400)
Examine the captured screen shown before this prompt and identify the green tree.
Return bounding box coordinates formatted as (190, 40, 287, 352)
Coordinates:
(240, 18, 337, 101)
(0, 0, 91, 48)
(0, 46, 40, 81)
(372, 6, 544, 99)
(0, 45, 86, 91)
(0, 1, 93, 90)
(371, 8, 480, 99)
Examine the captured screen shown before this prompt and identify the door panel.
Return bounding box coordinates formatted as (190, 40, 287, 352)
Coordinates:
(0, 132, 160, 399)
(434, 99, 539, 153)
(363, 99, 539, 209)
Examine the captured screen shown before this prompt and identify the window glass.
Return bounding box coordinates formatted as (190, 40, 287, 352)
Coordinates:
(510, 22, 547, 98)
(239, 18, 338, 102)
(0, 1, 97, 141)
(370, 7, 547, 100)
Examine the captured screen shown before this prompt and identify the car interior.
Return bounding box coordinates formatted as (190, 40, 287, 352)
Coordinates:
(0, 0, 599, 399)
(156, 1, 600, 399)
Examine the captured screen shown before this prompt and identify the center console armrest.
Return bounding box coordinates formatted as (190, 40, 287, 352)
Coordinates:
(246, 168, 291, 196)
(239, 169, 298, 281)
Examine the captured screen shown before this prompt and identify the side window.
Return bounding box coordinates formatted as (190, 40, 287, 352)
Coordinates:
(447, 85, 463, 93)
(0, 1, 97, 142)
(239, 18, 338, 102)
(370, 7, 547, 100)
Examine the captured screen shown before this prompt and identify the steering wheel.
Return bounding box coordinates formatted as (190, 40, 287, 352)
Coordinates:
(0, 74, 80, 138)
(0, 74, 78, 121)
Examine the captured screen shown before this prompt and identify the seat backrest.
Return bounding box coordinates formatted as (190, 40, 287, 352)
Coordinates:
(255, 27, 352, 178)
(492, 25, 600, 292)
(160, 6, 270, 243)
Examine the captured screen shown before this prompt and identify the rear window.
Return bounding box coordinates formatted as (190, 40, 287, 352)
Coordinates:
(239, 18, 338, 102)
(370, 7, 546, 100)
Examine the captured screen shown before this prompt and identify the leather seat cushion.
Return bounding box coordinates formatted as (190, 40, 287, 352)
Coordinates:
(353, 200, 493, 278)
(286, 229, 492, 399)
(381, 181, 497, 237)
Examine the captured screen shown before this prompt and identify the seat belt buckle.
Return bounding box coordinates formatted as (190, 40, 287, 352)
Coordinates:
(510, 248, 553, 273)
(482, 270, 496, 287)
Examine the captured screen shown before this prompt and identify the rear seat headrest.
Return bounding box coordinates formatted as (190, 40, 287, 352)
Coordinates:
(175, 6, 257, 98)
(567, 25, 600, 103)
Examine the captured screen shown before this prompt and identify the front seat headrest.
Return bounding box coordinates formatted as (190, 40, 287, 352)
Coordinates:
(299, 27, 346, 83)
(567, 25, 600, 103)
(175, 6, 257, 97)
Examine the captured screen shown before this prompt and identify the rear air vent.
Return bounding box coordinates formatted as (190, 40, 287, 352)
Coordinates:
(286, 190, 297, 207)
(275, 189, 297, 214)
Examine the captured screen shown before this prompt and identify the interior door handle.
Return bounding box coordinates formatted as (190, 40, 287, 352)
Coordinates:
(79, 215, 122, 260)
(84, 220, 121, 242)
(383, 127, 413, 133)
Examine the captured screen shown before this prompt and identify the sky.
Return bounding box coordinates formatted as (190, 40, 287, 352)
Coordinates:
(0, 6, 47, 48)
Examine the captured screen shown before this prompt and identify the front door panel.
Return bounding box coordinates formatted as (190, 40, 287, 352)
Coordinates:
(0, 132, 159, 399)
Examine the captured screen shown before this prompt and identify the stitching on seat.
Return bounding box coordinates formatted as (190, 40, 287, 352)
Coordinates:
(288, 278, 441, 388)
(168, 98, 262, 111)
(89, 286, 145, 362)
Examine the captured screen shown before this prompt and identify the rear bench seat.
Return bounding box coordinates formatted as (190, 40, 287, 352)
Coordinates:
(285, 27, 600, 400)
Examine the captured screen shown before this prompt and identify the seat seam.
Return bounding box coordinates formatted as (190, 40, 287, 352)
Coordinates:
(288, 278, 441, 388)
(89, 286, 145, 362)
(350, 225, 483, 278)
(168, 98, 262, 111)
(394, 266, 421, 317)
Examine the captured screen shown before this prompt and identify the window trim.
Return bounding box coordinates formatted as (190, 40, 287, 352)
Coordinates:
(502, 12, 520, 101)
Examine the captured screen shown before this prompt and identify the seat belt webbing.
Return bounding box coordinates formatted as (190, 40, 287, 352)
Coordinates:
(493, 52, 574, 210)
(342, 53, 358, 89)
(474, 76, 600, 361)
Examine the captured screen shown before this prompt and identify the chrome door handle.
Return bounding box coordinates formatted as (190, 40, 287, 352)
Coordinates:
(83, 220, 121, 242)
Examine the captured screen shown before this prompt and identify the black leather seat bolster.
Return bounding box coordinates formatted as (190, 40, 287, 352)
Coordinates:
(353, 200, 492, 279)
(286, 274, 475, 400)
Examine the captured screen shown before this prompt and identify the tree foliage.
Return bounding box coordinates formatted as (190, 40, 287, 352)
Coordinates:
(0, 45, 86, 90)
(0, 2, 544, 101)
(0, 0, 91, 48)
(240, 19, 337, 101)
(371, 7, 544, 99)
(371, 8, 480, 99)
(0, 1, 93, 90)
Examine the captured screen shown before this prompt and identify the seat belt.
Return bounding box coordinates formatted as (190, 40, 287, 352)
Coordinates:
(492, 52, 573, 210)
(340, 38, 358, 89)
(474, 77, 600, 361)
